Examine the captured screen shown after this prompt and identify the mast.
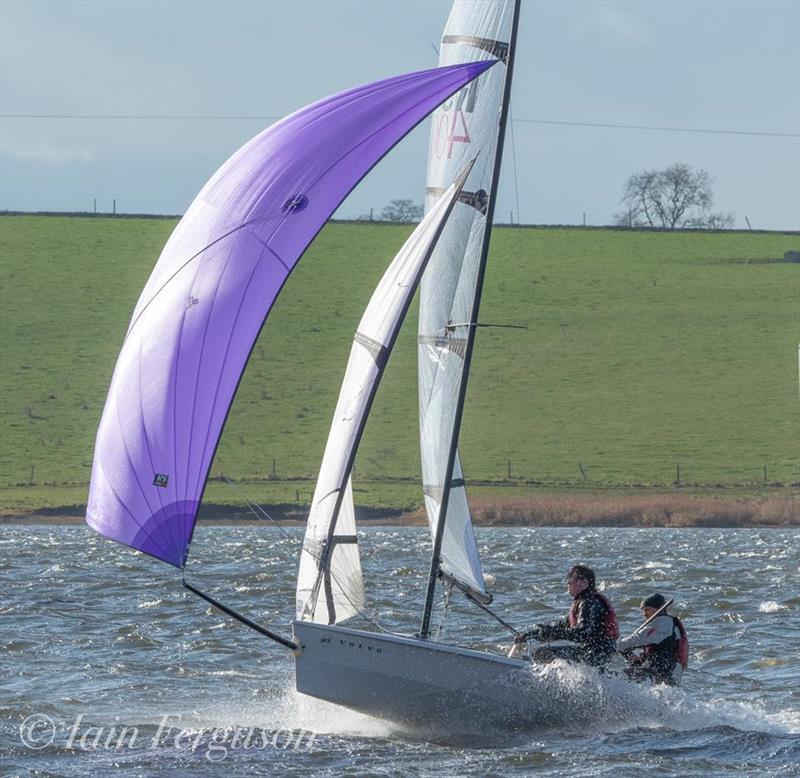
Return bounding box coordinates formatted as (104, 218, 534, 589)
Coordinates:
(419, 0, 521, 639)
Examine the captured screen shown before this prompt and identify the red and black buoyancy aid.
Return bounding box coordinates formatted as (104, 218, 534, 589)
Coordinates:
(643, 615, 689, 669)
(674, 616, 689, 668)
(568, 590, 620, 640)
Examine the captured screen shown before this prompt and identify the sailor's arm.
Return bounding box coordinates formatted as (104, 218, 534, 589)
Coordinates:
(518, 617, 568, 642)
(555, 597, 605, 643)
(540, 617, 570, 640)
(532, 599, 601, 643)
(617, 615, 674, 651)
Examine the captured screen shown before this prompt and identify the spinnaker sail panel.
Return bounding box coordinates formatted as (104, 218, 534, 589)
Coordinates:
(419, 1, 516, 595)
(296, 163, 473, 624)
(86, 60, 495, 568)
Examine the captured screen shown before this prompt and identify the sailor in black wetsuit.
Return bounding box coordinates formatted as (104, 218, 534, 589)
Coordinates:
(515, 564, 619, 667)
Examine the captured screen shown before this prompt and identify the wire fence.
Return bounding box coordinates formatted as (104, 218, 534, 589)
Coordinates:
(6, 461, 798, 495)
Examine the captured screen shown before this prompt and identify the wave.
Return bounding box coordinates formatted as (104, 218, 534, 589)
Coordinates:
(183, 660, 800, 746)
(758, 600, 789, 613)
(519, 660, 800, 737)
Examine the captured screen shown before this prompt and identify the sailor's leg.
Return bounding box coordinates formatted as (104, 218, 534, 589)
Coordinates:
(625, 665, 648, 683)
(533, 645, 584, 664)
(532, 646, 556, 664)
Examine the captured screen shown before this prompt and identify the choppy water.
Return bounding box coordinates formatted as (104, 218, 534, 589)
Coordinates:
(2, 525, 799, 776)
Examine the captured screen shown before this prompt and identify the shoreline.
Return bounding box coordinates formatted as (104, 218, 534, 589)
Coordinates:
(3, 491, 797, 528)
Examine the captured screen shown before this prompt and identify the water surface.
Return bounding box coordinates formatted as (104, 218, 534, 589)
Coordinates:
(2, 525, 798, 775)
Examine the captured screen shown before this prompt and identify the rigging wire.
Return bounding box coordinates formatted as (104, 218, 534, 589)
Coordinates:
(434, 580, 454, 641)
(207, 475, 401, 637)
(508, 105, 522, 225)
(207, 478, 509, 643)
(507, 104, 526, 274)
(191, 478, 522, 646)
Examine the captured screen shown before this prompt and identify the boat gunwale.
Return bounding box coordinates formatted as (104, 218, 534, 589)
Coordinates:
(292, 619, 529, 669)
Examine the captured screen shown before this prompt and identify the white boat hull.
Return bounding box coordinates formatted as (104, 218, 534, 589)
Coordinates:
(292, 621, 546, 733)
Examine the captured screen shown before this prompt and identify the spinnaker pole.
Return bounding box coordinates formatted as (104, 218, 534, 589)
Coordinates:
(183, 579, 298, 652)
(420, 0, 521, 640)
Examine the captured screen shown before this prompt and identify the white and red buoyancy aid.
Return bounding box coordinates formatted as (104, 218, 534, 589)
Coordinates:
(641, 616, 689, 669)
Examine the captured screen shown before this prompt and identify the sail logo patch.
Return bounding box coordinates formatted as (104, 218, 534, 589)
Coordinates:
(153, 473, 169, 488)
(282, 194, 309, 214)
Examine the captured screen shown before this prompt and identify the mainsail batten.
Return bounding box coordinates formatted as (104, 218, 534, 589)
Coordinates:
(419, 1, 517, 599)
(297, 163, 474, 625)
(86, 60, 496, 568)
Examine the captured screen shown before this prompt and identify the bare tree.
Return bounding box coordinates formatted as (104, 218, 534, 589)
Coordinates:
(614, 163, 734, 229)
(380, 199, 423, 223)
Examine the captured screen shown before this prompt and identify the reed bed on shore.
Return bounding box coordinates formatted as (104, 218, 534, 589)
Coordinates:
(464, 493, 798, 527)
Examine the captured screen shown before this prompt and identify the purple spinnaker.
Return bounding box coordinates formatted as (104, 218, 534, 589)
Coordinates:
(86, 60, 495, 568)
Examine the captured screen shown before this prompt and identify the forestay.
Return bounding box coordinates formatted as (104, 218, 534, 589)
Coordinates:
(418, 1, 516, 596)
(85, 60, 495, 569)
(296, 162, 475, 625)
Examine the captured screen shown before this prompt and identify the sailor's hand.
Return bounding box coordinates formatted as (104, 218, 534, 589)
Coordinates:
(621, 650, 643, 666)
(533, 624, 551, 641)
(518, 626, 543, 642)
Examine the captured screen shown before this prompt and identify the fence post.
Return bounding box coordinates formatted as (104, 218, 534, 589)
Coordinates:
(507, 459, 512, 479)
(272, 458, 276, 478)
(675, 463, 681, 485)
(578, 463, 587, 481)
(29, 465, 35, 485)
(763, 464, 767, 483)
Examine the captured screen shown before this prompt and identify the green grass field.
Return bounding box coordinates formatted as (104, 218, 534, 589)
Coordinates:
(1, 215, 798, 513)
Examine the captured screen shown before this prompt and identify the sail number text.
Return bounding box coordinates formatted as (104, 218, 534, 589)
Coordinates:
(432, 110, 471, 159)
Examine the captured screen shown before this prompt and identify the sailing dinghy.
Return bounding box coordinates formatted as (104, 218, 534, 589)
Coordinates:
(87, 0, 537, 733)
(293, 0, 534, 731)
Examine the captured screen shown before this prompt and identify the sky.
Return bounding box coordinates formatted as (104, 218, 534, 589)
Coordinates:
(1, 0, 798, 230)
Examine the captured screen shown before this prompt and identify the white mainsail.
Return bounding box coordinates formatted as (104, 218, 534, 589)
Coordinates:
(296, 162, 474, 625)
(419, 0, 516, 596)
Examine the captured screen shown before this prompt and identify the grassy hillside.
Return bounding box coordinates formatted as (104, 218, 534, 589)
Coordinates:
(0, 215, 798, 513)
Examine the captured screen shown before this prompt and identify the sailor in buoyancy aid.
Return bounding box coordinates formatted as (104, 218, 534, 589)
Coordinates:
(618, 593, 689, 686)
(516, 564, 619, 667)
